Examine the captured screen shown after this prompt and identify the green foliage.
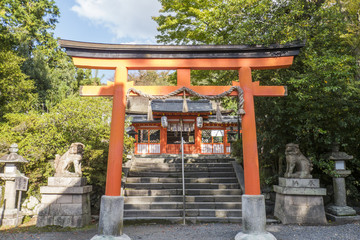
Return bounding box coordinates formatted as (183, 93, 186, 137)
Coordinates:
(0, 97, 134, 211)
(0, 0, 59, 53)
(154, 0, 360, 198)
(128, 70, 176, 86)
(0, 0, 136, 212)
(230, 139, 243, 164)
(0, 49, 37, 119)
(0, 0, 87, 111)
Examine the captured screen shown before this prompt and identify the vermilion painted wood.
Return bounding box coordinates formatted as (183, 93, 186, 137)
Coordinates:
(72, 57, 294, 196)
(194, 121, 201, 154)
(105, 67, 127, 196)
(80, 78, 286, 98)
(252, 81, 287, 96)
(239, 67, 261, 195)
(160, 127, 167, 154)
(177, 69, 191, 87)
(72, 57, 294, 70)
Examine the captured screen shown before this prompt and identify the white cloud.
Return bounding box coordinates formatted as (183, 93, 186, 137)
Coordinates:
(72, 0, 162, 43)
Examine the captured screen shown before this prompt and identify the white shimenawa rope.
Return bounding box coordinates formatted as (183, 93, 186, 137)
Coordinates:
(126, 86, 245, 117)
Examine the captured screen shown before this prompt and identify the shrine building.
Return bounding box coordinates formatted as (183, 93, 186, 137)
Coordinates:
(126, 97, 240, 155)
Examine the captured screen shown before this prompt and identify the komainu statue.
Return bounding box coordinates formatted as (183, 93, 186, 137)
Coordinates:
(284, 143, 313, 179)
(54, 143, 85, 177)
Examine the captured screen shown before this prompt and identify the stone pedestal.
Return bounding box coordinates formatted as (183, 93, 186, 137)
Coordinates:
(274, 178, 327, 224)
(37, 177, 92, 228)
(235, 195, 276, 240)
(0, 173, 25, 226)
(91, 196, 131, 240)
(0, 208, 23, 226)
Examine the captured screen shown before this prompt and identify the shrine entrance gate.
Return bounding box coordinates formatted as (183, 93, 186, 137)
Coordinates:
(59, 40, 303, 198)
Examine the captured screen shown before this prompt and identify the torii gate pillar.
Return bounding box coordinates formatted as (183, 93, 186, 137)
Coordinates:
(59, 40, 303, 240)
(106, 67, 127, 196)
(239, 67, 261, 195)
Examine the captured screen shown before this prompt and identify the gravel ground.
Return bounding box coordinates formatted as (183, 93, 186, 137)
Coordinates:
(1, 222, 360, 240)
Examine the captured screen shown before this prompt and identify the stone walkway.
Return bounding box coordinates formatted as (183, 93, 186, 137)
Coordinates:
(1, 222, 360, 240)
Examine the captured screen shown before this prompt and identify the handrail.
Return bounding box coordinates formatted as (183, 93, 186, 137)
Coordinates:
(181, 137, 186, 225)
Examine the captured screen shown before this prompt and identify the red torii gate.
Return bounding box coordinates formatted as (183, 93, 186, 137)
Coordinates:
(59, 40, 303, 197)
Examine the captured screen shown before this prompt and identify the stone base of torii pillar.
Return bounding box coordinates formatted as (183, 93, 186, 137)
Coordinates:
(90, 196, 131, 240)
(235, 195, 276, 240)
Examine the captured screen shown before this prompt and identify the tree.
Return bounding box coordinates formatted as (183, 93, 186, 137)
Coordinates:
(0, 49, 36, 119)
(154, 0, 360, 198)
(0, 0, 86, 110)
(0, 0, 59, 55)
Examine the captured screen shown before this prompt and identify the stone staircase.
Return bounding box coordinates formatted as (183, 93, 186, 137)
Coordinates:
(123, 155, 243, 223)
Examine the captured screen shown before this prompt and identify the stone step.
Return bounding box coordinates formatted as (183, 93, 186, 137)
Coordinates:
(186, 209, 242, 217)
(122, 216, 280, 224)
(124, 209, 242, 218)
(123, 216, 242, 224)
(130, 166, 234, 172)
(124, 209, 182, 218)
(124, 202, 242, 210)
(123, 216, 183, 224)
(128, 171, 236, 178)
(186, 216, 241, 223)
(124, 195, 242, 203)
(126, 177, 238, 184)
(125, 183, 240, 190)
(125, 156, 241, 224)
(132, 162, 232, 168)
(125, 188, 242, 196)
(133, 158, 235, 164)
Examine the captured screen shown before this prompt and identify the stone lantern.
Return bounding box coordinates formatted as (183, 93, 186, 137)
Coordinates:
(227, 128, 238, 154)
(0, 143, 28, 226)
(326, 143, 356, 218)
(226, 128, 238, 144)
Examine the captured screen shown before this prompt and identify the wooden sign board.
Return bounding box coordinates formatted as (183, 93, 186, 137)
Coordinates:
(15, 176, 29, 191)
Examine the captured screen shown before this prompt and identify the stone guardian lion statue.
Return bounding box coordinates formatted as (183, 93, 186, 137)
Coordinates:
(54, 142, 85, 177)
(284, 143, 313, 179)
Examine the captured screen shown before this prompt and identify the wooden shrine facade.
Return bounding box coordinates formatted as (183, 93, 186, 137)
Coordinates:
(59, 39, 303, 196)
(128, 99, 239, 155)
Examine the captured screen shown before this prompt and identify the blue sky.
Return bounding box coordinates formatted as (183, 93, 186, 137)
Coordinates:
(54, 0, 162, 43)
(54, 0, 162, 81)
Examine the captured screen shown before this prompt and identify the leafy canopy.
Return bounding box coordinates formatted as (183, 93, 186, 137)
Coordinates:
(154, 0, 360, 196)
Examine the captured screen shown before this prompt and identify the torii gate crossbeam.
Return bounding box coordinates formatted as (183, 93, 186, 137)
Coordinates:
(59, 40, 303, 197)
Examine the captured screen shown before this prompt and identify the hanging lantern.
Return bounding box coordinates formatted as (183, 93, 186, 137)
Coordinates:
(196, 116, 203, 128)
(161, 116, 168, 128)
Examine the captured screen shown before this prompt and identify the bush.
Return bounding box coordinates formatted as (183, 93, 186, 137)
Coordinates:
(0, 96, 134, 212)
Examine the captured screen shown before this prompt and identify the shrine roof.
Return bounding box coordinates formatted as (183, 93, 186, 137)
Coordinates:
(127, 115, 160, 124)
(59, 39, 305, 59)
(151, 99, 212, 113)
(207, 115, 239, 124)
